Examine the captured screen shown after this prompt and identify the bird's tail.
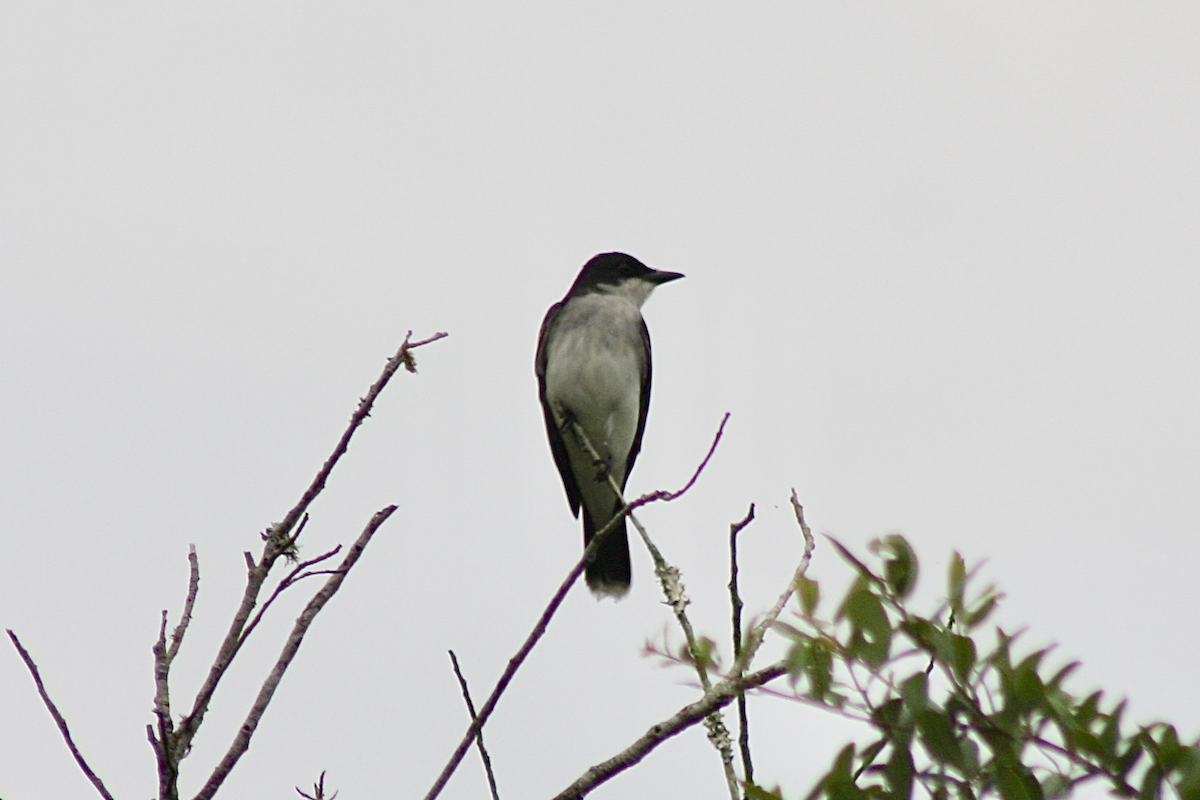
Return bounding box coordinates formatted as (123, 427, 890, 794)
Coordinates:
(582, 502, 631, 598)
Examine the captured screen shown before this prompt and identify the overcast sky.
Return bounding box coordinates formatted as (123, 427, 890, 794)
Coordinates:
(2, 3, 1198, 799)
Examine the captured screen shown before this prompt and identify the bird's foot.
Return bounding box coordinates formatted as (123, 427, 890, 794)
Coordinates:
(592, 455, 612, 482)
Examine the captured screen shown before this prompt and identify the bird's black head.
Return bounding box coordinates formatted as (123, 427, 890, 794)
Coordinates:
(565, 252, 684, 299)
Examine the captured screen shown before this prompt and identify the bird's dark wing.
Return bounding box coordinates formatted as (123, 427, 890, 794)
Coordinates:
(622, 317, 653, 490)
(535, 301, 582, 518)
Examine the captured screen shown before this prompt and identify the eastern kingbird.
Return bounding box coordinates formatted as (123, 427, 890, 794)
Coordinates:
(536, 252, 684, 598)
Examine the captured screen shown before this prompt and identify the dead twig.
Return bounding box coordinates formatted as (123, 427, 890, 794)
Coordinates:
(7, 630, 116, 800)
(424, 414, 728, 800)
(424, 509, 627, 800)
(171, 331, 444, 769)
(271, 331, 448, 547)
(193, 505, 397, 800)
(550, 661, 788, 800)
(448, 650, 501, 800)
(296, 770, 338, 800)
(149, 545, 201, 800)
(238, 542, 345, 648)
(732, 489, 815, 676)
(626, 412, 730, 509)
(728, 503, 757, 788)
(569, 414, 740, 800)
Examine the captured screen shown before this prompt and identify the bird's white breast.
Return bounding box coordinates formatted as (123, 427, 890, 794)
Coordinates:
(543, 293, 645, 474)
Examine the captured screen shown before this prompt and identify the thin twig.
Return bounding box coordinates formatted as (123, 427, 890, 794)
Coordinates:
(570, 416, 740, 800)
(168, 546, 201, 664)
(296, 770, 338, 800)
(424, 416, 726, 800)
(239, 544, 344, 647)
(728, 504, 756, 790)
(271, 331, 447, 546)
(424, 510, 627, 800)
(732, 489, 815, 676)
(7, 630, 116, 800)
(173, 331, 445, 762)
(192, 505, 397, 800)
(550, 661, 788, 800)
(448, 650, 501, 800)
(150, 545, 201, 800)
(626, 412, 730, 509)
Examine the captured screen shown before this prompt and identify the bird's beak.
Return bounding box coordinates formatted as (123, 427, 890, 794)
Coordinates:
(649, 270, 685, 285)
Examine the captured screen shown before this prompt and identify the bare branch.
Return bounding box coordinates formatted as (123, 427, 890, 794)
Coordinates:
(149, 545, 201, 799)
(448, 650, 501, 800)
(628, 412, 730, 509)
(192, 504, 397, 800)
(239, 544, 344, 647)
(570, 415, 741, 800)
(174, 331, 445, 761)
(424, 513, 623, 800)
(296, 770, 338, 800)
(732, 489, 816, 676)
(269, 331, 447, 544)
(728, 503, 757, 787)
(7, 630, 116, 800)
(551, 661, 788, 800)
(425, 414, 729, 800)
(168, 546, 201, 664)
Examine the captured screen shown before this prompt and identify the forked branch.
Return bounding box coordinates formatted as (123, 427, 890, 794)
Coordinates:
(424, 414, 728, 800)
(170, 331, 444, 768)
(570, 414, 740, 800)
(193, 505, 397, 800)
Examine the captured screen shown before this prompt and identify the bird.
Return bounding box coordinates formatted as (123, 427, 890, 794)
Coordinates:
(536, 252, 684, 598)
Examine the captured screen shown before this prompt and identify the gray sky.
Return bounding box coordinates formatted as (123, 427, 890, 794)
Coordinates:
(2, 3, 1198, 798)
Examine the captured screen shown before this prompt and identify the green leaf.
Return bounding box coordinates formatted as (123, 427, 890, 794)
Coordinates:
(990, 629, 1014, 671)
(901, 673, 929, 716)
(842, 588, 893, 668)
(917, 708, 963, 771)
(994, 761, 1042, 800)
(949, 634, 977, 683)
(859, 737, 888, 769)
(965, 595, 1000, 629)
(1042, 774, 1071, 799)
(686, 636, 719, 670)
(1155, 724, 1185, 767)
(1139, 763, 1165, 800)
(1047, 660, 1081, 689)
(873, 697, 906, 731)
(829, 538, 879, 582)
(1100, 700, 1127, 756)
(949, 552, 967, 616)
(901, 618, 938, 651)
(885, 743, 915, 800)
(1115, 741, 1144, 779)
(1001, 651, 1046, 716)
(745, 782, 786, 800)
(813, 744, 868, 800)
(798, 574, 821, 616)
(807, 637, 834, 700)
(1174, 744, 1200, 800)
(1076, 691, 1102, 723)
(837, 576, 871, 621)
(960, 735, 981, 777)
(785, 635, 811, 687)
(880, 534, 919, 599)
(774, 620, 805, 639)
